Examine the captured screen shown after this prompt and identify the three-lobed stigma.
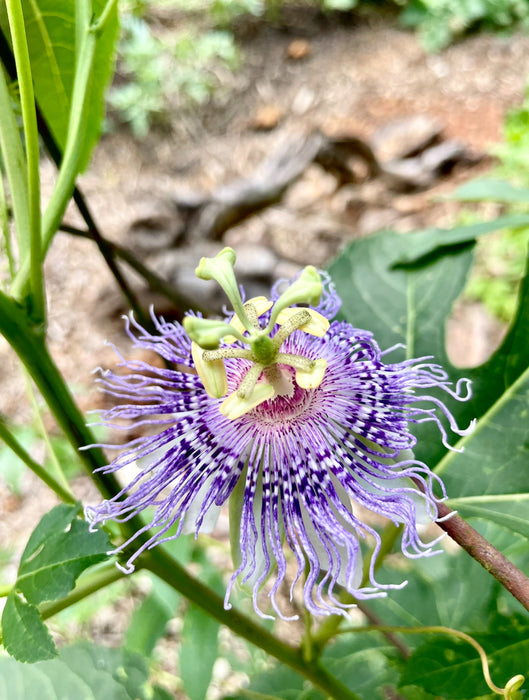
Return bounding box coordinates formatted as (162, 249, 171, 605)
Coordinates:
(182, 247, 330, 419)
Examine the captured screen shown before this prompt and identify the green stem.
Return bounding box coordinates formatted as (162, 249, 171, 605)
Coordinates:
(0, 290, 120, 500)
(312, 522, 402, 654)
(24, 370, 73, 495)
(0, 415, 76, 504)
(61, 223, 205, 314)
(144, 546, 362, 700)
(0, 171, 15, 279)
(5, 0, 44, 321)
(10, 5, 100, 301)
(0, 585, 12, 598)
(91, 0, 118, 34)
(0, 64, 30, 269)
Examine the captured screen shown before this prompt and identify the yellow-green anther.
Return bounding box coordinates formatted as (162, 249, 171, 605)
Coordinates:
(275, 307, 330, 337)
(295, 358, 327, 389)
(203, 348, 253, 362)
(271, 310, 313, 349)
(276, 352, 317, 374)
(191, 342, 228, 398)
(221, 382, 275, 420)
(195, 247, 253, 332)
(183, 316, 244, 350)
(267, 266, 323, 331)
(236, 362, 266, 400)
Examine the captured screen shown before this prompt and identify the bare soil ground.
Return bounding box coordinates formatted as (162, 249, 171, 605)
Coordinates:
(2, 9, 529, 696)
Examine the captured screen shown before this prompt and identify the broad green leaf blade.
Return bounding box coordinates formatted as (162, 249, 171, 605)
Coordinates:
(17, 503, 110, 605)
(400, 620, 529, 699)
(329, 232, 529, 544)
(240, 634, 400, 700)
(328, 229, 474, 364)
(0, 642, 165, 698)
(180, 603, 220, 700)
(1, 592, 58, 662)
(447, 497, 529, 540)
(392, 214, 529, 266)
(0, 0, 118, 170)
(434, 362, 529, 543)
(321, 635, 400, 700)
(449, 178, 529, 204)
(370, 550, 495, 635)
(60, 644, 147, 700)
(20, 503, 78, 562)
(0, 658, 60, 700)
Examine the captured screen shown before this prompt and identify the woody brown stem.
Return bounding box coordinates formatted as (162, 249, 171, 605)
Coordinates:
(436, 501, 529, 612)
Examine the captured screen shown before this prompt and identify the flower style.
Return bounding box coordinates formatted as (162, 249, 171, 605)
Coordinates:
(86, 248, 474, 619)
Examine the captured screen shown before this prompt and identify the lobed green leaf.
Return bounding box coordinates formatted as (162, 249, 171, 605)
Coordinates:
(1, 592, 58, 663)
(16, 503, 110, 605)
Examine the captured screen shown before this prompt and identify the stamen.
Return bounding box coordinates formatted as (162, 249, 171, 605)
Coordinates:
(275, 307, 330, 337)
(272, 310, 313, 349)
(237, 363, 266, 400)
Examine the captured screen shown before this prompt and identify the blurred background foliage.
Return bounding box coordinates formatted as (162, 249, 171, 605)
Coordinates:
(109, 0, 529, 135)
(105, 0, 529, 324)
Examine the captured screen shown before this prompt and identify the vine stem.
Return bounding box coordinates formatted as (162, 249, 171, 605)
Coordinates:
(4, 0, 44, 320)
(61, 224, 205, 314)
(0, 290, 121, 500)
(9, 1, 117, 302)
(335, 624, 525, 699)
(0, 415, 76, 505)
(144, 546, 362, 700)
(435, 502, 529, 613)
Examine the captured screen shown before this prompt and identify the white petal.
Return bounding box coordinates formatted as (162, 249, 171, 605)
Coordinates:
(180, 474, 222, 535)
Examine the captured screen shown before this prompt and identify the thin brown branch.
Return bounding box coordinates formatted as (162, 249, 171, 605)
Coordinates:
(436, 501, 529, 612)
(60, 224, 203, 314)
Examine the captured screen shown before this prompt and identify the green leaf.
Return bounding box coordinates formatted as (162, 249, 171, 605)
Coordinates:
(449, 178, 529, 204)
(244, 663, 311, 699)
(180, 603, 220, 700)
(321, 635, 400, 700)
(60, 644, 146, 700)
(240, 634, 399, 700)
(2, 591, 58, 662)
(400, 619, 529, 699)
(0, 0, 118, 170)
(447, 496, 529, 541)
(16, 503, 110, 605)
(330, 231, 529, 543)
(0, 642, 168, 698)
(370, 549, 495, 635)
(328, 228, 474, 363)
(392, 214, 529, 266)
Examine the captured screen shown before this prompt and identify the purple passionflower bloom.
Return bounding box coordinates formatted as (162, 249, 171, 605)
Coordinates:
(86, 249, 473, 619)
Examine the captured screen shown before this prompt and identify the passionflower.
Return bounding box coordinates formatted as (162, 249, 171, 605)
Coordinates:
(86, 248, 473, 619)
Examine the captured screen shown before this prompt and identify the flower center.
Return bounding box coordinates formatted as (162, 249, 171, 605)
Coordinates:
(182, 247, 330, 420)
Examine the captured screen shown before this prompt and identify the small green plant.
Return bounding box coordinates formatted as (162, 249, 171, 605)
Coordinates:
(401, 0, 529, 51)
(465, 227, 529, 322)
(108, 13, 241, 136)
(495, 89, 529, 187)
